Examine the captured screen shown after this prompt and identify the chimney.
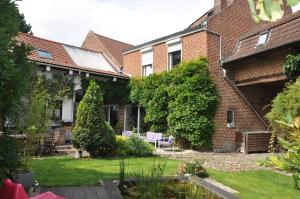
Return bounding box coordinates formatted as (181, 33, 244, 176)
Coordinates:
(214, 0, 234, 14)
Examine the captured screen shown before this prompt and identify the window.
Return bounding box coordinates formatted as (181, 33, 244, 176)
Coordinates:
(142, 64, 153, 77)
(227, 109, 235, 128)
(37, 50, 53, 59)
(141, 48, 153, 77)
(257, 31, 270, 47)
(168, 50, 181, 70)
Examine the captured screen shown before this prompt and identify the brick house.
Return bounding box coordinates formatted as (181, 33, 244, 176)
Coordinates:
(121, 0, 300, 152)
(17, 33, 130, 140)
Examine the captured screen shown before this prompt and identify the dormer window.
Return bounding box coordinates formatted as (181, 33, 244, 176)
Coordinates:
(37, 50, 53, 59)
(257, 31, 271, 47)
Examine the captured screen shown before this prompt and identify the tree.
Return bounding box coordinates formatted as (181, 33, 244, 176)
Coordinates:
(0, 0, 33, 131)
(248, 0, 300, 22)
(73, 80, 116, 157)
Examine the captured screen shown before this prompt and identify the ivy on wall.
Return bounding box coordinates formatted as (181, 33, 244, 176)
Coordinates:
(82, 78, 130, 105)
(284, 54, 300, 78)
(130, 57, 219, 148)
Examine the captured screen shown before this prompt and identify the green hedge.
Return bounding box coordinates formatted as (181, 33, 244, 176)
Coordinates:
(130, 57, 219, 148)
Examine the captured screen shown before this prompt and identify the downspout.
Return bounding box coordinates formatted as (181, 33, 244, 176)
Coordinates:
(206, 29, 269, 129)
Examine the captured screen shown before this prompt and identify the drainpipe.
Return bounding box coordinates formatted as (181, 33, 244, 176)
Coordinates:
(206, 29, 269, 129)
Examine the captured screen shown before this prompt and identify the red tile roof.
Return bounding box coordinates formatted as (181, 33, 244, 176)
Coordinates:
(17, 33, 128, 78)
(224, 11, 300, 63)
(92, 32, 133, 66)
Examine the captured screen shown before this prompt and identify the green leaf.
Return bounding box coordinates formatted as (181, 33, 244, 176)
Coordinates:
(287, 0, 300, 7)
(248, 0, 261, 22)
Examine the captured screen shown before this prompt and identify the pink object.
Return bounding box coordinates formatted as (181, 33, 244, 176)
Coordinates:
(0, 179, 66, 199)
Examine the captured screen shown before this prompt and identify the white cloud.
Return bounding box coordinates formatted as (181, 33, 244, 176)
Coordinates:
(17, 0, 213, 46)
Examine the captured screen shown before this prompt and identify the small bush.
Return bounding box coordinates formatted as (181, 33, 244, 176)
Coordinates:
(115, 135, 154, 157)
(284, 54, 300, 78)
(73, 80, 116, 157)
(266, 78, 300, 137)
(178, 161, 209, 178)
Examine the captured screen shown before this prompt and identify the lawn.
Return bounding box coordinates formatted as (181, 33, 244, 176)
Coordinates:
(209, 169, 300, 199)
(29, 156, 180, 187)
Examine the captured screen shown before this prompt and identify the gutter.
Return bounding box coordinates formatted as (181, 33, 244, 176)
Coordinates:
(34, 61, 130, 80)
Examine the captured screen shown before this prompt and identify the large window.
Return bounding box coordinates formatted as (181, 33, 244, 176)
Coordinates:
(142, 64, 153, 77)
(168, 50, 181, 70)
(37, 49, 53, 59)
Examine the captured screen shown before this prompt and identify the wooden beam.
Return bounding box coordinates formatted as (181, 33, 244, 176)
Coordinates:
(236, 74, 287, 87)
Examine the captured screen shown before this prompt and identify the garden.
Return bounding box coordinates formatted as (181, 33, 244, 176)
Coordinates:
(1, 0, 300, 199)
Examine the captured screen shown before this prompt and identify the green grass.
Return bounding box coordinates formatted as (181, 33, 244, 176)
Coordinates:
(29, 156, 180, 187)
(209, 169, 300, 199)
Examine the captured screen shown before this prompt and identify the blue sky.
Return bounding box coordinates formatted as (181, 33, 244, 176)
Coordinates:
(17, 0, 214, 46)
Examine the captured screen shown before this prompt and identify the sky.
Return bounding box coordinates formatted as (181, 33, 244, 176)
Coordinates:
(17, 0, 214, 46)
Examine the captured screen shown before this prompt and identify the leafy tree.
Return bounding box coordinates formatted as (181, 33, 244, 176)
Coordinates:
(248, 0, 300, 22)
(266, 78, 300, 136)
(73, 80, 116, 157)
(0, 0, 33, 131)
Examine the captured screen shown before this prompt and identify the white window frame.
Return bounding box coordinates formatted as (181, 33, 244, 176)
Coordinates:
(167, 38, 182, 71)
(142, 64, 153, 77)
(227, 109, 235, 128)
(168, 50, 182, 71)
(141, 48, 153, 77)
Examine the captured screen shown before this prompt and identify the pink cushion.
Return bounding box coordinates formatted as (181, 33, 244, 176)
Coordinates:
(0, 179, 29, 199)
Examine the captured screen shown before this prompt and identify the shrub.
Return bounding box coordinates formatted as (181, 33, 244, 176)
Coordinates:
(115, 135, 154, 157)
(127, 136, 154, 157)
(178, 161, 209, 178)
(0, 134, 24, 181)
(73, 80, 116, 157)
(269, 115, 300, 189)
(266, 78, 300, 137)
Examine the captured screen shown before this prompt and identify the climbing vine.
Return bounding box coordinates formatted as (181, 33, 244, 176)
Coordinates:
(284, 54, 300, 78)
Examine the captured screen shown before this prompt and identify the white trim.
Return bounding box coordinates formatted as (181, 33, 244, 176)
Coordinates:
(166, 38, 181, 45)
(123, 28, 205, 55)
(141, 47, 153, 53)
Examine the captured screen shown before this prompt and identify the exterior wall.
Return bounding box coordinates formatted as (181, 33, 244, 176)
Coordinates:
(123, 31, 209, 78)
(207, 34, 267, 148)
(230, 48, 295, 84)
(153, 43, 168, 73)
(82, 32, 121, 67)
(123, 51, 142, 77)
(182, 32, 208, 60)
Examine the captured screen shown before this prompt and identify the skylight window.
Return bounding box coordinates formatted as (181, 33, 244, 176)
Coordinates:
(37, 50, 53, 59)
(257, 31, 271, 47)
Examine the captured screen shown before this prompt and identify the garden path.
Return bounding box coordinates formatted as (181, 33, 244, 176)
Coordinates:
(155, 149, 272, 171)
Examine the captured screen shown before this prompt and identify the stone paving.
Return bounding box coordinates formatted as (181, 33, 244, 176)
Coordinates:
(155, 148, 273, 172)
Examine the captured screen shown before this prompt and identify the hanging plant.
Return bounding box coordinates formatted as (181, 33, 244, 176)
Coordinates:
(284, 54, 300, 78)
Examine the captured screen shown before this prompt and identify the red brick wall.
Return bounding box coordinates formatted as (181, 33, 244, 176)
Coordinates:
(153, 43, 168, 73)
(82, 32, 121, 67)
(207, 33, 267, 148)
(182, 32, 208, 60)
(123, 51, 141, 77)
